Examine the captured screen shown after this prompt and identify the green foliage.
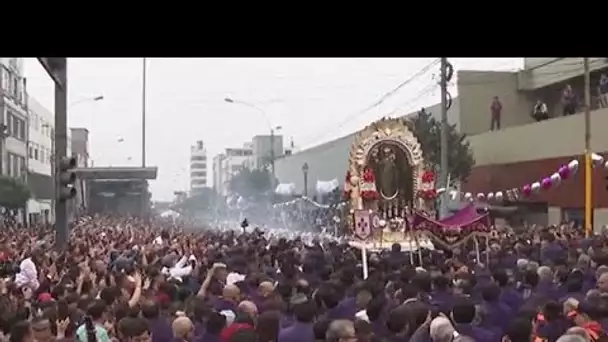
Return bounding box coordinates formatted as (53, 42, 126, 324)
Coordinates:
(408, 109, 476, 182)
(0, 176, 31, 209)
(228, 167, 275, 199)
(174, 187, 218, 213)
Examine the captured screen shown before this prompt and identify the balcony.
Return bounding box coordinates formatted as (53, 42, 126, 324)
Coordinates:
(517, 58, 608, 91)
(468, 107, 608, 166)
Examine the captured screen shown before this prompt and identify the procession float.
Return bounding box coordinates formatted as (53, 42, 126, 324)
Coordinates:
(343, 117, 491, 257)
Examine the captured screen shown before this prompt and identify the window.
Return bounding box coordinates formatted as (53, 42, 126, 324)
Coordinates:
(40, 148, 45, 163)
(12, 77, 19, 99)
(191, 163, 206, 169)
(5, 153, 11, 177)
(6, 112, 12, 135)
(191, 171, 207, 177)
(28, 145, 33, 159)
(12, 115, 19, 139)
(34, 146, 39, 160)
(191, 156, 205, 161)
(19, 156, 25, 178)
(8, 153, 20, 178)
(19, 119, 25, 140)
(33, 114, 39, 131)
(0, 67, 8, 91)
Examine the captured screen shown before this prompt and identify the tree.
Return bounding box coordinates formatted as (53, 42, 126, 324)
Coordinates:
(228, 167, 275, 199)
(408, 109, 475, 182)
(173, 187, 218, 214)
(0, 176, 31, 210)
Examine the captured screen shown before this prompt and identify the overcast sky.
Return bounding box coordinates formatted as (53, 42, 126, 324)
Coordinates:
(23, 58, 522, 201)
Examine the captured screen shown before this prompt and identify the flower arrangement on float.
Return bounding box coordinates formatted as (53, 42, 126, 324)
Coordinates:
(360, 167, 379, 200)
(417, 170, 437, 201)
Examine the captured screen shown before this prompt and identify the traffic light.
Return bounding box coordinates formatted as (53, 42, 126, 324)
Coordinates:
(57, 156, 77, 201)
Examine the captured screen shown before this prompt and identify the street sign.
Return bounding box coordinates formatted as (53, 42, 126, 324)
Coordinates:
(354, 210, 371, 240)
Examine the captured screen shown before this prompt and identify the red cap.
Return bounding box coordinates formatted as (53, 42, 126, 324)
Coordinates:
(38, 292, 53, 303)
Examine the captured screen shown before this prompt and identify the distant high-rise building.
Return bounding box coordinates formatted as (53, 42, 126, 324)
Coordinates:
(190, 140, 207, 194)
(213, 143, 254, 196)
(252, 134, 284, 170)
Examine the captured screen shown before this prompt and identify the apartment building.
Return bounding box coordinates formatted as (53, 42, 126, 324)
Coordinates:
(251, 134, 284, 170)
(212, 143, 254, 196)
(26, 95, 78, 223)
(190, 140, 208, 195)
(0, 58, 28, 181)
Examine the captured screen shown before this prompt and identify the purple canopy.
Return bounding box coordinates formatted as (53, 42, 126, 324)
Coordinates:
(439, 204, 483, 226)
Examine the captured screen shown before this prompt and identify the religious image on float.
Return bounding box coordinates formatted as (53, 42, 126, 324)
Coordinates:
(367, 143, 414, 214)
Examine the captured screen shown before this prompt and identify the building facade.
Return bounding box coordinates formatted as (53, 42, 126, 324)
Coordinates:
(0, 58, 28, 181)
(459, 58, 608, 229)
(213, 144, 253, 196)
(26, 96, 55, 223)
(251, 134, 284, 170)
(70, 128, 89, 216)
(26, 95, 82, 224)
(71, 128, 90, 168)
(273, 58, 608, 230)
(190, 141, 208, 195)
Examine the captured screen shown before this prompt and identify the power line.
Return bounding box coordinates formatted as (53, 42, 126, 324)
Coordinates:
(302, 59, 440, 147)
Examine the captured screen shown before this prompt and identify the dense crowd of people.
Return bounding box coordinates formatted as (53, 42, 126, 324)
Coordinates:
(2, 215, 608, 342)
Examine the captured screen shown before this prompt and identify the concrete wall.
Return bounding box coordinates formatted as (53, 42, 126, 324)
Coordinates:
(523, 58, 560, 70)
(252, 135, 284, 170)
(468, 107, 608, 166)
(275, 134, 354, 194)
(274, 100, 461, 193)
(518, 58, 608, 90)
(457, 70, 534, 136)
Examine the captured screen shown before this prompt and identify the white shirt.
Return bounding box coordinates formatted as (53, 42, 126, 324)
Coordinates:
(226, 272, 245, 285)
(535, 102, 548, 113)
(14, 257, 39, 290)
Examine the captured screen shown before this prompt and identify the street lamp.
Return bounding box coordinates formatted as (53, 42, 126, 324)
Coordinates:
(69, 95, 104, 108)
(224, 96, 282, 180)
(302, 162, 309, 197)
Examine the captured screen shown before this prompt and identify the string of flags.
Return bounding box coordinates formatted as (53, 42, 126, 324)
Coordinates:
(439, 153, 607, 203)
(273, 196, 347, 209)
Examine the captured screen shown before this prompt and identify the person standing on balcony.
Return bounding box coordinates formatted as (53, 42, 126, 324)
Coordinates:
(598, 74, 608, 108)
(490, 96, 502, 130)
(562, 84, 577, 115)
(532, 99, 549, 121)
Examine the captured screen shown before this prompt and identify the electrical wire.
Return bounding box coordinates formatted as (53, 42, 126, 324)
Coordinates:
(385, 83, 440, 118)
(301, 59, 440, 147)
(456, 59, 606, 87)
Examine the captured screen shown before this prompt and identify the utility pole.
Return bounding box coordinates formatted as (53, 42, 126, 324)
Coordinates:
(270, 128, 275, 178)
(439, 57, 449, 218)
(53, 58, 68, 249)
(584, 57, 592, 237)
(141, 58, 148, 220)
(142, 57, 147, 168)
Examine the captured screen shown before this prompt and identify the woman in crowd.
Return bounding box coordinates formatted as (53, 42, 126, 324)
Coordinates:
(0, 215, 607, 342)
